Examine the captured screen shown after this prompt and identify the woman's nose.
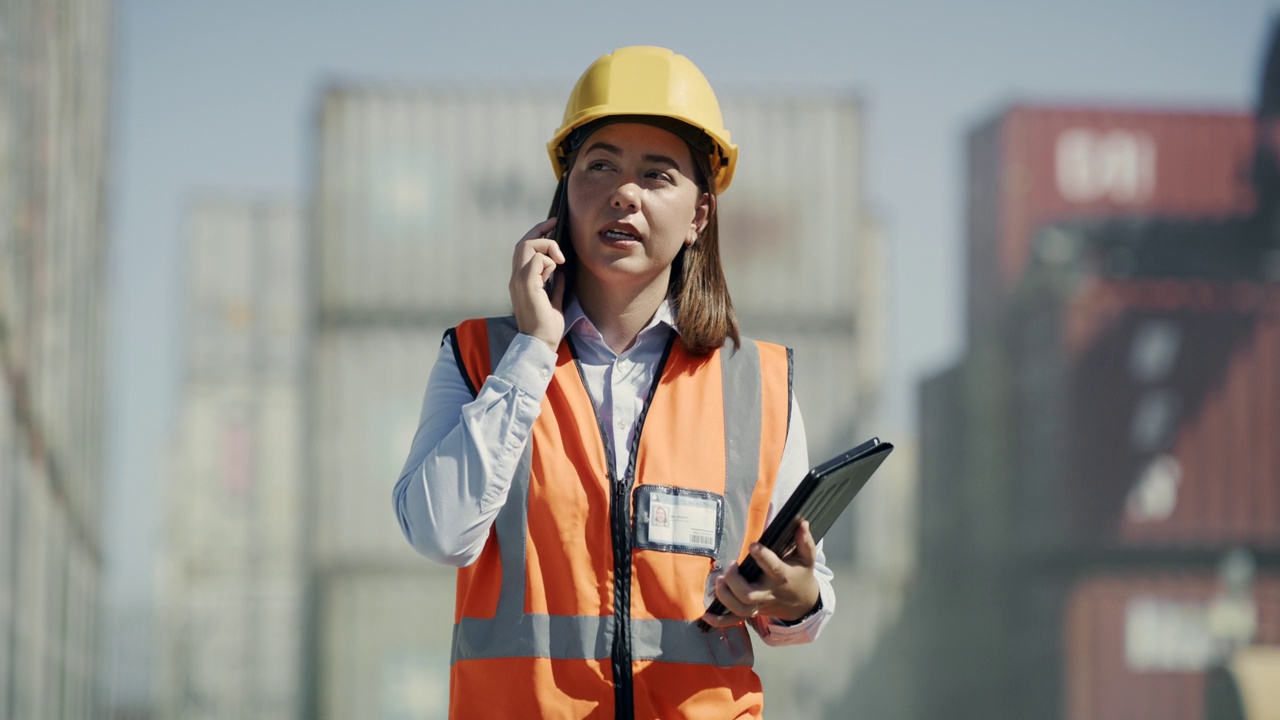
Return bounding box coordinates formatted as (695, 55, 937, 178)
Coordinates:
(610, 182, 640, 211)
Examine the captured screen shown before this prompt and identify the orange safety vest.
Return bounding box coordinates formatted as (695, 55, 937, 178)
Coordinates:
(446, 316, 792, 720)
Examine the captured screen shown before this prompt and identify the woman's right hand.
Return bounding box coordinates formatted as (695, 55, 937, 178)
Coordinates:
(509, 217, 566, 351)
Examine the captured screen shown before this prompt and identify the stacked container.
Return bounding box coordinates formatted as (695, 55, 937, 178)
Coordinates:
(307, 83, 886, 719)
(1020, 105, 1277, 719)
(1065, 571, 1280, 720)
(0, 1, 112, 718)
(155, 199, 307, 720)
(1011, 276, 1280, 556)
(966, 107, 1255, 341)
(868, 97, 1280, 720)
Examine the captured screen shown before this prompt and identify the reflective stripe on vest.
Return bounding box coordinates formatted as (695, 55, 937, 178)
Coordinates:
(446, 316, 790, 715)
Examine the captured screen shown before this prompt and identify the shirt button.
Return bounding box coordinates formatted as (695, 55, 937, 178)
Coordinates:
(538, 369, 549, 381)
(615, 418, 625, 430)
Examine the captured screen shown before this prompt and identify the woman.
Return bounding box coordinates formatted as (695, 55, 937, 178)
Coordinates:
(394, 46, 834, 719)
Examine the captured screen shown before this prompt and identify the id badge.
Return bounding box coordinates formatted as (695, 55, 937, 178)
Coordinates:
(633, 485, 724, 558)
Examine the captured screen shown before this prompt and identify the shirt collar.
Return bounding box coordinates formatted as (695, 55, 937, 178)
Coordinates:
(562, 297, 680, 343)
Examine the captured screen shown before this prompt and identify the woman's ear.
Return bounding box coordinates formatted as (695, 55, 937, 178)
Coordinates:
(688, 193, 714, 246)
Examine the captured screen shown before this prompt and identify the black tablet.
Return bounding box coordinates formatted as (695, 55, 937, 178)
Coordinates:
(699, 437, 894, 626)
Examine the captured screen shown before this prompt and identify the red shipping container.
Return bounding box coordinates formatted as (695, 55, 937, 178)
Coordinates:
(1065, 571, 1280, 720)
(967, 106, 1256, 338)
(1060, 280, 1280, 550)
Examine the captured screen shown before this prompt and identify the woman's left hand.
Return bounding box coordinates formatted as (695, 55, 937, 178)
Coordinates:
(700, 519, 821, 628)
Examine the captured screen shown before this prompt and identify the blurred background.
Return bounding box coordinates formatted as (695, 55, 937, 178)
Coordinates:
(3, 1, 1279, 718)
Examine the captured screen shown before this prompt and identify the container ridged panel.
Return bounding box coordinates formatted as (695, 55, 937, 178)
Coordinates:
(160, 198, 306, 720)
(320, 572, 455, 720)
(313, 326, 453, 566)
(720, 94, 863, 318)
(1059, 280, 1280, 550)
(317, 88, 562, 320)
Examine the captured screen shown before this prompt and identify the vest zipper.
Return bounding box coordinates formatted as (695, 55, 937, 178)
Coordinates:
(609, 471, 635, 720)
(570, 332, 676, 720)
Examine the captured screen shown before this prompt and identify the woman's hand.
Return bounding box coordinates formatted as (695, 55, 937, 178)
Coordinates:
(510, 217, 566, 351)
(700, 519, 821, 628)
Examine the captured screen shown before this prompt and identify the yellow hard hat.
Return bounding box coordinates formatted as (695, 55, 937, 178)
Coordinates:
(548, 46, 738, 193)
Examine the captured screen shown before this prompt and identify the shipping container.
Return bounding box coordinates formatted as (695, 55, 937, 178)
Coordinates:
(314, 87, 876, 323)
(1009, 274, 1280, 555)
(315, 87, 562, 321)
(0, 371, 15, 715)
(184, 199, 306, 380)
(715, 94, 870, 318)
(312, 326, 448, 567)
(967, 106, 1256, 339)
(156, 571, 305, 720)
(315, 571, 455, 720)
(168, 380, 305, 566)
(917, 338, 1018, 573)
(1065, 571, 1280, 720)
(157, 197, 308, 719)
(918, 363, 968, 570)
(0, 1, 112, 716)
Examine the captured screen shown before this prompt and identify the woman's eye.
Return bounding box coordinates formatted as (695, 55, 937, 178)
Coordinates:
(588, 160, 612, 172)
(646, 170, 674, 183)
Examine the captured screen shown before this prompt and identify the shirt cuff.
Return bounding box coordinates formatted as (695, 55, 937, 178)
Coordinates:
(492, 333, 559, 398)
(754, 576, 834, 645)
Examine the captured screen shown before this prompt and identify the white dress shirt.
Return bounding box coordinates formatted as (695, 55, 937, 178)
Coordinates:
(394, 299, 834, 644)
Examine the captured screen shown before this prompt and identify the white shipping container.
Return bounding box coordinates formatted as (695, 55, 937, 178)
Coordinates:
(159, 381, 306, 716)
(317, 571, 455, 720)
(314, 87, 874, 321)
(157, 572, 305, 720)
(158, 195, 308, 720)
(312, 326, 450, 567)
(6, 0, 112, 556)
(718, 93, 866, 318)
(12, 461, 51, 720)
(184, 199, 305, 380)
(0, 450, 11, 718)
(0, 1, 112, 717)
(62, 541, 99, 720)
(169, 380, 304, 568)
(315, 87, 562, 319)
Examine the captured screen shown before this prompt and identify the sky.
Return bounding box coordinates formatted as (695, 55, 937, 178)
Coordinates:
(106, 0, 1278, 606)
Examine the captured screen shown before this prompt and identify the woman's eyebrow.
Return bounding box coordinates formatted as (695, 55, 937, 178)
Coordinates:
(582, 141, 622, 156)
(642, 153, 680, 168)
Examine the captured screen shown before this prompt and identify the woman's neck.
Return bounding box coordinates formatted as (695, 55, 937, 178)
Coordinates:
(574, 273, 670, 354)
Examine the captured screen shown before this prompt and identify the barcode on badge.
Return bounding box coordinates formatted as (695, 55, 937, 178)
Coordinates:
(689, 531, 714, 547)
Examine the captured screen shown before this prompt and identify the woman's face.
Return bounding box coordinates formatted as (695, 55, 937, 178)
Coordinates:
(566, 122, 711, 295)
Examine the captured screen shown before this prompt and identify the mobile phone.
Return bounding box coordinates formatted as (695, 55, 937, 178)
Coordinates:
(544, 180, 571, 294)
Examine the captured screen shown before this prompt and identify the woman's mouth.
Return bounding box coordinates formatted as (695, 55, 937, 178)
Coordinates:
(601, 228, 640, 243)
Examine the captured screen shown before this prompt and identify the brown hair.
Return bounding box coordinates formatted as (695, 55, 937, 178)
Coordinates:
(546, 135, 740, 356)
